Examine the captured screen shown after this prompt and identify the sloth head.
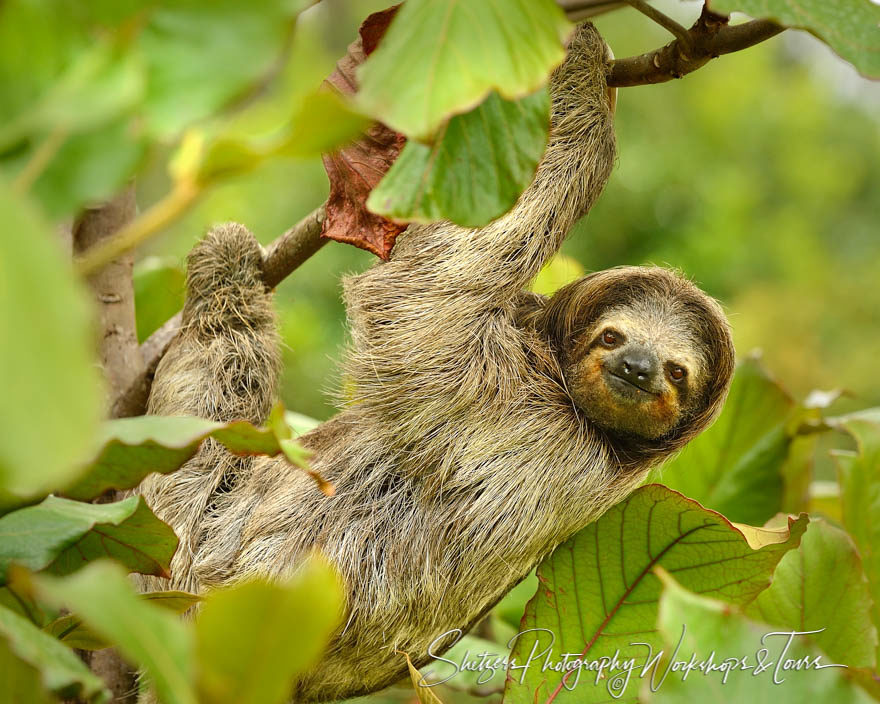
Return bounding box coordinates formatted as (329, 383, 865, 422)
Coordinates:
(537, 266, 734, 457)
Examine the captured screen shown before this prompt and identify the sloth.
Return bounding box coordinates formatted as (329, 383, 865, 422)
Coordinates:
(136, 23, 734, 702)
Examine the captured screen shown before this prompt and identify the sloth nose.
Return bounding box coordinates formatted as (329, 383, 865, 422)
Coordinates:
(617, 349, 658, 384)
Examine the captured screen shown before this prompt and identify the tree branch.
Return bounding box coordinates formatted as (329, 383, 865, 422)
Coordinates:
(559, 0, 626, 21)
(111, 204, 328, 418)
(72, 187, 141, 702)
(607, 8, 785, 87)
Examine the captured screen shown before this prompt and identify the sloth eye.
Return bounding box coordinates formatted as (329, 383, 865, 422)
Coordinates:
(669, 365, 687, 381)
(601, 329, 618, 346)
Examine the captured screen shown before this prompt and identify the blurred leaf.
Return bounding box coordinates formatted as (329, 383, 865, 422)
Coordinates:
(283, 411, 320, 437)
(194, 557, 342, 704)
(504, 484, 807, 703)
(648, 357, 796, 525)
(834, 410, 880, 668)
(531, 253, 585, 296)
(652, 571, 874, 703)
(134, 256, 186, 342)
(0, 496, 177, 584)
(30, 117, 146, 218)
(0, 638, 54, 704)
(35, 560, 197, 704)
(0, 603, 109, 703)
(747, 519, 877, 667)
(710, 0, 880, 79)
(356, 0, 570, 139)
(279, 91, 370, 157)
(45, 590, 200, 650)
(140, 0, 308, 136)
(0, 184, 102, 510)
(194, 92, 369, 185)
(62, 415, 282, 501)
(0, 45, 143, 150)
(367, 89, 549, 227)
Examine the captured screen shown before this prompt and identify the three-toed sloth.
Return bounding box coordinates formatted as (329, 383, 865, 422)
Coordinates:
(137, 23, 734, 702)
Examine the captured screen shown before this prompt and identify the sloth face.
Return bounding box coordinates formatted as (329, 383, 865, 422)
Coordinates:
(538, 266, 734, 450)
(565, 305, 706, 439)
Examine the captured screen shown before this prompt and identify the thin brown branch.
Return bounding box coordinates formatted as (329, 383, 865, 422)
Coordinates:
(607, 8, 785, 87)
(559, 0, 626, 21)
(624, 0, 691, 45)
(112, 204, 328, 418)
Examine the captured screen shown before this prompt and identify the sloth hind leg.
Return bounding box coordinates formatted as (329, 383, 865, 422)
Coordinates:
(136, 224, 281, 594)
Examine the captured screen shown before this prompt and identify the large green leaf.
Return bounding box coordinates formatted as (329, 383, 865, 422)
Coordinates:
(0, 184, 103, 509)
(194, 557, 343, 704)
(45, 590, 201, 650)
(834, 410, 880, 668)
(650, 572, 874, 703)
(746, 519, 877, 668)
(35, 560, 197, 704)
(356, 0, 570, 140)
(709, 0, 880, 80)
(0, 495, 176, 584)
(0, 603, 109, 703)
(648, 357, 796, 525)
(503, 484, 807, 703)
(367, 88, 549, 227)
(62, 415, 282, 501)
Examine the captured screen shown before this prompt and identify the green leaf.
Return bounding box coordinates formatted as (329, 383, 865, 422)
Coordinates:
(140, 0, 308, 136)
(194, 557, 343, 704)
(35, 560, 197, 704)
(746, 519, 877, 668)
(0, 603, 109, 703)
(134, 257, 186, 343)
(63, 415, 282, 501)
(504, 484, 808, 703)
(0, 638, 55, 704)
(45, 590, 200, 650)
(0, 496, 177, 584)
(367, 89, 549, 226)
(356, 0, 570, 140)
(648, 357, 796, 525)
(834, 410, 880, 668)
(652, 571, 874, 704)
(709, 0, 880, 80)
(278, 91, 371, 158)
(0, 183, 103, 509)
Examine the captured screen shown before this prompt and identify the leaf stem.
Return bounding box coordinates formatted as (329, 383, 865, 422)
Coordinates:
(12, 126, 68, 194)
(624, 0, 692, 46)
(75, 181, 200, 276)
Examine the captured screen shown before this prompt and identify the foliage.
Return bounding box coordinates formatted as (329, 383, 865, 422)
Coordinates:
(0, 1, 878, 703)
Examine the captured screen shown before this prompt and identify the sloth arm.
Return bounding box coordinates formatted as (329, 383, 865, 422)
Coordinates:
(341, 23, 616, 442)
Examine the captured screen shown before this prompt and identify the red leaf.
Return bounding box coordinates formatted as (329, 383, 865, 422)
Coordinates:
(321, 5, 407, 261)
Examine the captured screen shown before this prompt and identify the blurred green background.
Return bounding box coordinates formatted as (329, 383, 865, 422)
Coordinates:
(135, 0, 880, 428)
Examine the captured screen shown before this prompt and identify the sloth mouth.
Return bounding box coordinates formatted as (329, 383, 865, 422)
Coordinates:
(605, 370, 658, 398)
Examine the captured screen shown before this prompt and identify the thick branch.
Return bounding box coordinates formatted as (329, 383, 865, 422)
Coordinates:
(73, 186, 143, 409)
(607, 9, 784, 87)
(112, 205, 327, 418)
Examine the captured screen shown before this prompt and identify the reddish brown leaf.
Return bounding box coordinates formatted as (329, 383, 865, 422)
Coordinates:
(321, 5, 407, 261)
